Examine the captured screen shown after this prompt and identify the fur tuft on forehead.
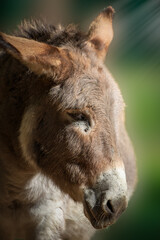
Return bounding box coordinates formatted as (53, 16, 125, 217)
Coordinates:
(15, 19, 87, 49)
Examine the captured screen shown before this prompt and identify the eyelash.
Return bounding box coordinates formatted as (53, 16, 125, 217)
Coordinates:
(67, 112, 89, 122)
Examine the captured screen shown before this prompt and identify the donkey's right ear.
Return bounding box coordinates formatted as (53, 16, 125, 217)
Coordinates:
(0, 32, 71, 80)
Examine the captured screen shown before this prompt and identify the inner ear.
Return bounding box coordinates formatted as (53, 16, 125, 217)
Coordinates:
(87, 6, 115, 60)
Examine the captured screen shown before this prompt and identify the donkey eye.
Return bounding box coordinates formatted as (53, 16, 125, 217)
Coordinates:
(67, 112, 91, 132)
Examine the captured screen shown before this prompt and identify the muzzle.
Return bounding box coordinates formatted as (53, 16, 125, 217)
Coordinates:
(83, 167, 128, 229)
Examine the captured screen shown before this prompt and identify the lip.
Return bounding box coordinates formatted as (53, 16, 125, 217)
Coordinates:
(83, 199, 115, 229)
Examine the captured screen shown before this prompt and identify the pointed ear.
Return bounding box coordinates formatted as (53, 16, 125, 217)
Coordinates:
(0, 32, 71, 80)
(87, 6, 115, 60)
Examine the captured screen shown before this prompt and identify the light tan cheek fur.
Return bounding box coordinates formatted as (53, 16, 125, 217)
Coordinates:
(19, 106, 37, 168)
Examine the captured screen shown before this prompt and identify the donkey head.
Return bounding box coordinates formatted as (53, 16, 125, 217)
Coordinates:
(0, 7, 136, 229)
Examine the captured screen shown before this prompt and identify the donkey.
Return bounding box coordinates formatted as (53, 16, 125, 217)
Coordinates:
(0, 6, 137, 240)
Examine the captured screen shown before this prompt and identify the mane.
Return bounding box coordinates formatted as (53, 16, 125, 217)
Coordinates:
(14, 19, 87, 49)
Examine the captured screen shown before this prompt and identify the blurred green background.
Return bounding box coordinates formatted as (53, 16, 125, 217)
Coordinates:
(0, 0, 160, 239)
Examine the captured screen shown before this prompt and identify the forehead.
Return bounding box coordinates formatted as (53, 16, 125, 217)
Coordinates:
(49, 51, 124, 113)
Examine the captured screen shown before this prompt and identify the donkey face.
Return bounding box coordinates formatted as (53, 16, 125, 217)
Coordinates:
(0, 7, 136, 229)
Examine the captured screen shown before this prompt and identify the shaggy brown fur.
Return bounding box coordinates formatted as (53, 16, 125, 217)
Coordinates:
(0, 6, 137, 240)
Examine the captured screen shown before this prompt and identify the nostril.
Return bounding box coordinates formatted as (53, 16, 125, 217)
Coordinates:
(106, 200, 114, 214)
(103, 197, 128, 216)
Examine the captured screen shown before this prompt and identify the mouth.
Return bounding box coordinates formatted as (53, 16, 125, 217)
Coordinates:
(83, 199, 116, 229)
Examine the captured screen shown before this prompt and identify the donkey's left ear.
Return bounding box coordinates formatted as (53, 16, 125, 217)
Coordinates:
(0, 32, 71, 80)
(87, 6, 115, 60)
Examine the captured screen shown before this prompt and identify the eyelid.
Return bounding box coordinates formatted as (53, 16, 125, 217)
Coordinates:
(67, 112, 91, 127)
(65, 108, 95, 128)
(67, 112, 89, 122)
